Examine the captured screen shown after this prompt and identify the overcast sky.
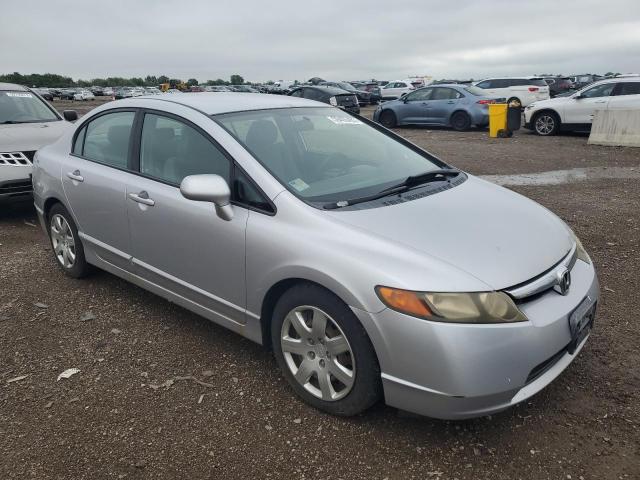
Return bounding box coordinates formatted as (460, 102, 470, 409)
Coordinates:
(2, 0, 639, 82)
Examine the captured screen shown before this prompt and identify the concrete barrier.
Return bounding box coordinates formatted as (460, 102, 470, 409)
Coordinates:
(588, 109, 640, 147)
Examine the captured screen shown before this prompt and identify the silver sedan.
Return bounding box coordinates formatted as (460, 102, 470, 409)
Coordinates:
(32, 93, 599, 419)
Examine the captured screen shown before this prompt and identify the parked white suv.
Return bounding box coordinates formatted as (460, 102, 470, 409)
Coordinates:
(473, 77, 550, 107)
(524, 77, 640, 136)
(380, 80, 415, 100)
(1, 83, 75, 203)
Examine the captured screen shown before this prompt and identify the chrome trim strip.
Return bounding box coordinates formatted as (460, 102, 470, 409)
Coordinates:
(506, 243, 577, 299)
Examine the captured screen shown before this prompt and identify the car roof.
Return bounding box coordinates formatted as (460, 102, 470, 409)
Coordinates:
(295, 85, 350, 95)
(480, 76, 544, 80)
(0, 83, 29, 91)
(126, 92, 325, 114)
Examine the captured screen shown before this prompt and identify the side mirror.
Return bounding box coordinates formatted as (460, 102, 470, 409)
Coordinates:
(63, 110, 78, 122)
(180, 174, 234, 221)
(574, 94, 583, 100)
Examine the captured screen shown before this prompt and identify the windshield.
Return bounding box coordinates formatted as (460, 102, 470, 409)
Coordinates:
(0, 91, 59, 124)
(337, 82, 356, 91)
(216, 107, 445, 204)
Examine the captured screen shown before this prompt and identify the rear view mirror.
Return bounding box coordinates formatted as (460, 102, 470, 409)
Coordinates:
(574, 94, 584, 100)
(180, 174, 234, 221)
(63, 110, 78, 122)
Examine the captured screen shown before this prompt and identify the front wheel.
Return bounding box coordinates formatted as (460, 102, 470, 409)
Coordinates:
(48, 203, 91, 278)
(271, 284, 381, 416)
(379, 110, 397, 128)
(533, 111, 560, 136)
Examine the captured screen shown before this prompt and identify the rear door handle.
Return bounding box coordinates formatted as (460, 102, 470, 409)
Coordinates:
(447, 101, 456, 104)
(128, 191, 155, 206)
(594, 100, 607, 103)
(66, 170, 84, 182)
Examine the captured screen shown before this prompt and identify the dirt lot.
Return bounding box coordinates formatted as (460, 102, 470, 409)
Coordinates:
(1, 101, 639, 480)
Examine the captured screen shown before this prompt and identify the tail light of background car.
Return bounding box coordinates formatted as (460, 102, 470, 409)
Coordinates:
(528, 87, 540, 92)
(477, 99, 497, 104)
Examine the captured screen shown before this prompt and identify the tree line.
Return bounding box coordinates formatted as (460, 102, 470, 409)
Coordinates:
(0, 72, 248, 88)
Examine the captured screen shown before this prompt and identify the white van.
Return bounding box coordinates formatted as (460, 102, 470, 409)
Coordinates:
(473, 77, 550, 107)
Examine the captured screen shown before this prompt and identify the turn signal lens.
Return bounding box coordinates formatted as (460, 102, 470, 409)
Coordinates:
(572, 233, 591, 265)
(376, 287, 433, 319)
(376, 287, 527, 324)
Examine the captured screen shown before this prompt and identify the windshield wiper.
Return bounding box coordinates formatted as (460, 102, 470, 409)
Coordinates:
(324, 168, 461, 210)
(377, 168, 461, 194)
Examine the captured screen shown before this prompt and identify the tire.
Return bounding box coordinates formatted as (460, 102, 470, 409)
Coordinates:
(532, 111, 560, 136)
(379, 110, 397, 128)
(271, 283, 382, 416)
(48, 203, 91, 278)
(450, 111, 471, 131)
(507, 97, 522, 108)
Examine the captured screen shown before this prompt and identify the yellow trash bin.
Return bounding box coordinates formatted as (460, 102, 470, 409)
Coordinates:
(488, 103, 508, 138)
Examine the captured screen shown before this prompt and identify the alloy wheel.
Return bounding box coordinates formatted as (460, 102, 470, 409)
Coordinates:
(535, 114, 556, 135)
(50, 214, 76, 268)
(280, 305, 355, 401)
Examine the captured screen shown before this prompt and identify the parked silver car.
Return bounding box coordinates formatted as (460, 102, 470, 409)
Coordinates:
(1, 82, 76, 203)
(32, 93, 599, 419)
(373, 84, 504, 130)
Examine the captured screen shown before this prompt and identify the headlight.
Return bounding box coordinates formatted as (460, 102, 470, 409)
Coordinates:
(571, 231, 591, 264)
(329, 96, 338, 106)
(375, 287, 527, 324)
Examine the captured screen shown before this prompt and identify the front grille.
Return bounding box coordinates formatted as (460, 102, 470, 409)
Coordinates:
(337, 95, 358, 107)
(0, 152, 34, 166)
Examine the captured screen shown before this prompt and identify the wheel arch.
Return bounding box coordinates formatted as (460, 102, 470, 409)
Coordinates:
(258, 275, 372, 350)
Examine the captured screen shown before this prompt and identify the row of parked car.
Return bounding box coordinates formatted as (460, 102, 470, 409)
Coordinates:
(370, 75, 640, 135)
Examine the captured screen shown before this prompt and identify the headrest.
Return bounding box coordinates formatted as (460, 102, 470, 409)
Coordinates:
(246, 120, 278, 148)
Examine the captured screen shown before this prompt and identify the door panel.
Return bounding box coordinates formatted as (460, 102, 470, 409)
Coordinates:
(61, 156, 133, 269)
(126, 178, 249, 324)
(565, 83, 615, 124)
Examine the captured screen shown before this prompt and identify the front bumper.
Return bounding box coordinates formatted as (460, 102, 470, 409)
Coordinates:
(352, 259, 599, 419)
(0, 165, 33, 203)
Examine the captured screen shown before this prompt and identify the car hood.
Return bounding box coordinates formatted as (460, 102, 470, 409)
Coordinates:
(326, 176, 573, 290)
(530, 96, 573, 108)
(0, 120, 71, 152)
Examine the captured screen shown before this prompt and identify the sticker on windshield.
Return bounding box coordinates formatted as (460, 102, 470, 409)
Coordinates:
(6, 92, 33, 98)
(327, 116, 363, 125)
(288, 178, 310, 192)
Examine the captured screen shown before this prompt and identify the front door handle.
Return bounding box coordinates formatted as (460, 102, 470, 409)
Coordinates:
(128, 191, 155, 206)
(447, 100, 456, 104)
(66, 170, 84, 182)
(594, 100, 607, 103)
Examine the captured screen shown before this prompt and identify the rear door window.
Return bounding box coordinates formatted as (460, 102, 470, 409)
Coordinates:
(431, 88, 461, 100)
(82, 111, 136, 169)
(615, 82, 640, 96)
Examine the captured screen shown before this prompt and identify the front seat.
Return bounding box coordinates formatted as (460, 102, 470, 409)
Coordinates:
(245, 120, 300, 182)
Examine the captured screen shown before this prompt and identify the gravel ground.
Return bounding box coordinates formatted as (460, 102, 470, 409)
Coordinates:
(1, 101, 638, 480)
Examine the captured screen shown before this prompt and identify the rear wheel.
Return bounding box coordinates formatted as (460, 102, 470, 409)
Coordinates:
(450, 111, 471, 131)
(48, 203, 91, 278)
(379, 110, 397, 128)
(271, 283, 381, 416)
(533, 111, 560, 136)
